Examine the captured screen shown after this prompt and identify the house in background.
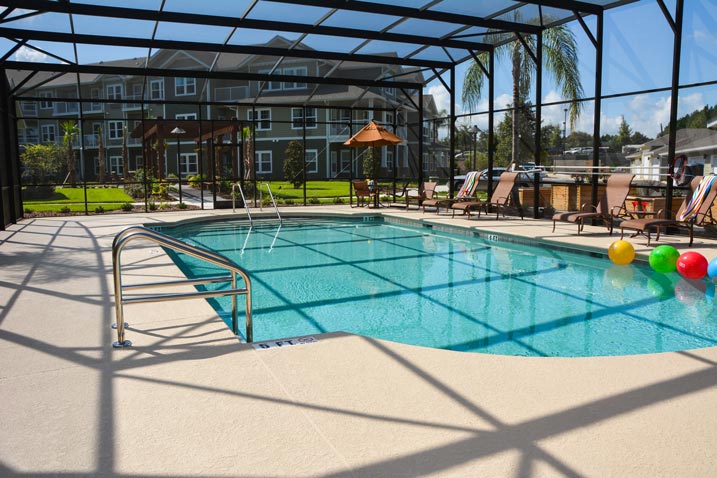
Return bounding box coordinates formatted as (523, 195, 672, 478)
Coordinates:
(12, 37, 441, 183)
(627, 128, 717, 183)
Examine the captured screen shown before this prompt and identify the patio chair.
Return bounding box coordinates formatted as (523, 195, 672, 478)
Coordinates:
(452, 171, 523, 219)
(422, 171, 479, 214)
(552, 173, 635, 234)
(351, 180, 378, 208)
(396, 181, 437, 209)
(619, 175, 717, 246)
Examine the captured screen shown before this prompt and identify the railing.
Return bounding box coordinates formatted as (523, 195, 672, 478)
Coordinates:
(112, 226, 252, 348)
(232, 182, 253, 225)
(260, 183, 282, 223)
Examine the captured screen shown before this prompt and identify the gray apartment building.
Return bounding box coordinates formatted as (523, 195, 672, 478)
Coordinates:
(12, 36, 446, 185)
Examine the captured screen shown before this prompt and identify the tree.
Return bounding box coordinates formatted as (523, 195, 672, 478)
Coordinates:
(615, 117, 632, 149)
(283, 140, 305, 188)
(20, 143, 64, 185)
(463, 15, 583, 166)
(362, 146, 380, 180)
(61, 120, 79, 186)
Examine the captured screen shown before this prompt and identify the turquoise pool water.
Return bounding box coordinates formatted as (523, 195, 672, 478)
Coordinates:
(157, 217, 717, 357)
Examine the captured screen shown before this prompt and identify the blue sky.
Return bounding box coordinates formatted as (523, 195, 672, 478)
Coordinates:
(7, 0, 717, 139)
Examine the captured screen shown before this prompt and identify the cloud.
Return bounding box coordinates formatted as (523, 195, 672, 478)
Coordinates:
(15, 46, 48, 63)
(426, 84, 462, 117)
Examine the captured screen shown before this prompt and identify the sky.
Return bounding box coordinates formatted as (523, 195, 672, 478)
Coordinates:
(6, 0, 717, 140)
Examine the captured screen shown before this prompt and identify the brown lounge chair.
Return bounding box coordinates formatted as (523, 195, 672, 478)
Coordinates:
(351, 180, 378, 208)
(422, 171, 479, 214)
(619, 175, 717, 246)
(452, 171, 523, 219)
(552, 173, 635, 234)
(400, 181, 437, 209)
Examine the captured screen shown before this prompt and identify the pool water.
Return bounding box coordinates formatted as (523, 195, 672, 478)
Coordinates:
(157, 217, 717, 357)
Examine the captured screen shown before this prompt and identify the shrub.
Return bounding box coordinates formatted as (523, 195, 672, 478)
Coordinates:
(60, 206, 71, 213)
(23, 185, 55, 200)
(24, 207, 33, 214)
(178, 202, 188, 209)
(308, 197, 320, 205)
(284, 198, 294, 205)
(121, 202, 134, 212)
(148, 201, 157, 211)
(333, 196, 345, 204)
(94, 206, 105, 214)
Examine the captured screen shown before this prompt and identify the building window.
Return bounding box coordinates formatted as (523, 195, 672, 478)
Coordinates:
(385, 150, 393, 171)
(149, 79, 164, 100)
(108, 120, 124, 140)
(291, 107, 317, 129)
(176, 113, 197, 120)
(40, 124, 56, 143)
(305, 149, 318, 173)
(39, 91, 53, 109)
(249, 109, 271, 131)
(180, 152, 198, 177)
(109, 156, 123, 176)
(255, 151, 272, 174)
(175, 77, 196, 96)
(107, 84, 123, 101)
(20, 101, 37, 116)
(283, 67, 308, 90)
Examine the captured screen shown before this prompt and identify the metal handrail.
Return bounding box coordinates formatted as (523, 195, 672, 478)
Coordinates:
(262, 183, 282, 223)
(232, 182, 253, 225)
(112, 226, 252, 348)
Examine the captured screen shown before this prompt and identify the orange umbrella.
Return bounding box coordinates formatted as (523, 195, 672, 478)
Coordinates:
(343, 120, 404, 147)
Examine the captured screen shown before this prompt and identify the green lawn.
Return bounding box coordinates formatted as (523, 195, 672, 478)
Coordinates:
(23, 187, 134, 212)
(265, 181, 350, 199)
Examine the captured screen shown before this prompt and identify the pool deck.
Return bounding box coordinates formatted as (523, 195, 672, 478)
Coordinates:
(1, 205, 716, 477)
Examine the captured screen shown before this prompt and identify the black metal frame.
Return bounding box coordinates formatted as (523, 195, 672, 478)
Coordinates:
(0, 0, 699, 229)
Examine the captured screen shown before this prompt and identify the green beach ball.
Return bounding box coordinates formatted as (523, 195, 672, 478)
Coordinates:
(649, 245, 680, 274)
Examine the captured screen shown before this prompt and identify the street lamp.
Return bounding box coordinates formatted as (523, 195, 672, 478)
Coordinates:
(562, 108, 568, 159)
(469, 125, 480, 170)
(171, 126, 186, 204)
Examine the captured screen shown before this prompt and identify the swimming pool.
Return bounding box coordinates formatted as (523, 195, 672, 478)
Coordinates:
(156, 216, 717, 357)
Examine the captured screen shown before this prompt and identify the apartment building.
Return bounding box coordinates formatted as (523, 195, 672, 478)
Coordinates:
(12, 37, 444, 184)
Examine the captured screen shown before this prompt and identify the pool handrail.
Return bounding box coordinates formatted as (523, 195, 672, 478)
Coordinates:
(111, 226, 253, 348)
(260, 183, 282, 223)
(232, 182, 253, 225)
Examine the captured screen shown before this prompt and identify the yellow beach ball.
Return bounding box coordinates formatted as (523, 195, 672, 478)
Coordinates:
(608, 240, 635, 266)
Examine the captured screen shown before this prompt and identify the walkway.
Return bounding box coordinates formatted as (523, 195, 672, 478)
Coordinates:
(1, 207, 716, 477)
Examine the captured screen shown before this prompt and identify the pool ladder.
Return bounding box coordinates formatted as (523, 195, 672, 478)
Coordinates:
(111, 226, 253, 348)
(232, 183, 282, 224)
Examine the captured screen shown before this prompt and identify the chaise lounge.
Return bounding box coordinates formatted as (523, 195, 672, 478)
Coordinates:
(552, 173, 635, 234)
(619, 175, 717, 246)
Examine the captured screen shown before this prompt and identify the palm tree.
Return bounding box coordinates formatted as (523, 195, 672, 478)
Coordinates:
(462, 17, 583, 166)
(61, 120, 79, 186)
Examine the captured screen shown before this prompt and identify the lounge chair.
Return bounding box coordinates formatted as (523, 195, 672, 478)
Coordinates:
(398, 181, 437, 209)
(552, 173, 635, 234)
(422, 171, 479, 214)
(452, 171, 523, 219)
(351, 180, 378, 208)
(619, 175, 717, 246)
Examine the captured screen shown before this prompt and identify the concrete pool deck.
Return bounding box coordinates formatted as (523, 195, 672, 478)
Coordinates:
(1, 206, 716, 477)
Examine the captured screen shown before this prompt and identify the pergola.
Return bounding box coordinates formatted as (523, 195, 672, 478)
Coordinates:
(0, 0, 695, 228)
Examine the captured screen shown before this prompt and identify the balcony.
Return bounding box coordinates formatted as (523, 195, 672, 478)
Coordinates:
(215, 86, 249, 102)
(54, 101, 80, 116)
(122, 95, 143, 111)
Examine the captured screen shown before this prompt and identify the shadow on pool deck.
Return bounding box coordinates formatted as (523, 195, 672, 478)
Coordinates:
(1, 207, 716, 477)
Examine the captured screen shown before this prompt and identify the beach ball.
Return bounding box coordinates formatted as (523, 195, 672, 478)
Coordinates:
(708, 257, 717, 281)
(648, 245, 680, 274)
(608, 240, 635, 265)
(676, 251, 708, 280)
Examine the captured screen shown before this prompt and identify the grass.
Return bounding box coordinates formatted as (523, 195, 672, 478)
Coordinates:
(24, 187, 134, 204)
(23, 187, 135, 213)
(265, 181, 350, 199)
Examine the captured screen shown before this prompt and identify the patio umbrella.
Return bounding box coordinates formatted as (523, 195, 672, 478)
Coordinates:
(343, 120, 404, 148)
